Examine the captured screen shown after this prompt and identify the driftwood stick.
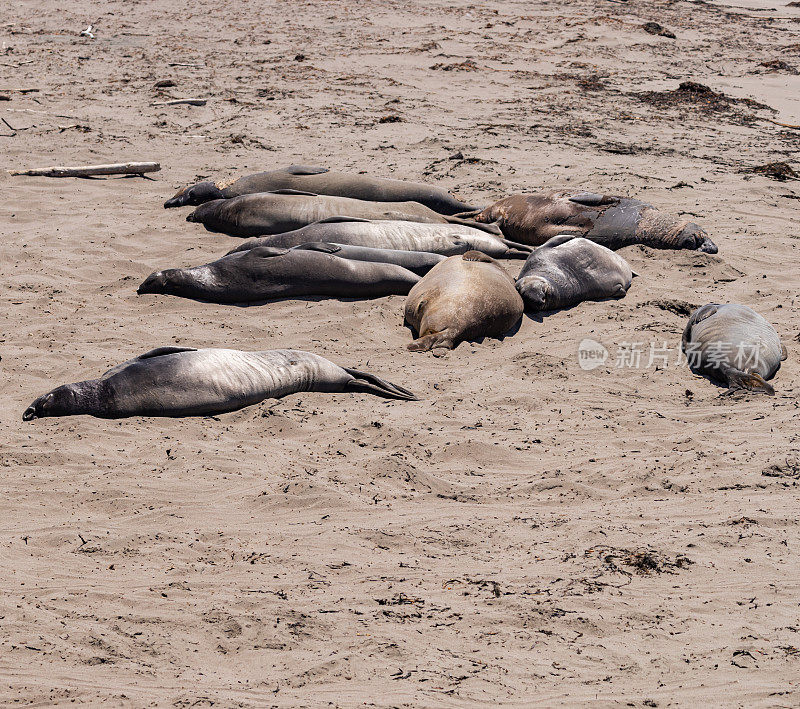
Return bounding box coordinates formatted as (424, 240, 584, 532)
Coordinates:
(153, 98, 208, 106)
(763, 117, 800, 130)
(9, 161, 161, 177)
(0, 88, 39, 93)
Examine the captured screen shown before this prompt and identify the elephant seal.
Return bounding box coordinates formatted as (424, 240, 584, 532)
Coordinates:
(226, 217, 531, 259)
(516, 235, 635, 311)
(682, 304, 787, 395)
(404, 251, 524, 353)
(290, 242, 446, 276)
(458, 191, 717, 253)
(23, 347, 418, 420)
(137, 246, 420, 303)
(185, 191, 501, 237)
(164, 164, 477, 215)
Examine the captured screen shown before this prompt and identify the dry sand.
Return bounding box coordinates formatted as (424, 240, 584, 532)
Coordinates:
(2, 0, 800, 706)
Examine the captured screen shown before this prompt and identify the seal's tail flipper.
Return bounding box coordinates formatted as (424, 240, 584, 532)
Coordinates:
(499, 238, 533, 256)
(343, 368, 419, 401)
(726, 369, 775, 396)
(407, 329, 455, 353)
(444, 215, 503, 236)
(451, 209, 483, 220)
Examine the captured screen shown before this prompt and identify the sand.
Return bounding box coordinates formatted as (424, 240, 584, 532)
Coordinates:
(2, 0, 800, 706)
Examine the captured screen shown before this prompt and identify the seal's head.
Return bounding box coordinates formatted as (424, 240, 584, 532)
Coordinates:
(516, 274, 552, 311)
(137, 269, 190, 297)
(23, 382, 98, 421)
(164, 181, 225, 209)
(678, 223, 718, 254)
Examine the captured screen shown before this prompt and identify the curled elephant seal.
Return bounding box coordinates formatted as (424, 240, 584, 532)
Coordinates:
(137, 246, 420, 303)
(226, 217, 531, 258)
(458, 190, 717, 253)
(682, 304, 787, 395)
(165, 164, 477, 215)
(23, 347, 418, 420)
(516, 235, 635, 311)
(404, 251, 524, 353)
(185, 191, 501, 237)
(291, 242, 445, 276)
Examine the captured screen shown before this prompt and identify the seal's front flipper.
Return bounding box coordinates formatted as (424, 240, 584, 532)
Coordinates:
(462, 251, 495, 263)
(293, 242, 342, 254)
(407, 330, 455, 353)
(343, 368, 419, 401)
(268, 189, 320, 196)
(568, 192, 618, 207)
(539, 234, 579, 249)
(781, 344, 788, 361)
(726, 368, 775, 396)
(284, 165, 329, 175)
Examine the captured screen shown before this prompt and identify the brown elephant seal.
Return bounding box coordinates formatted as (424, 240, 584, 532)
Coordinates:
(290, 242, 446, 276)
(165, 164, 477, 215)
(516, 235, 635, 311)
(404, 251, 524, 353)
(137, 246, 420, 303)
(185, 191, 501, 237)
(682, 304, 787, 395)
(23, 348, 418, 420)
(226, 217, 531, 258)
(458, 190, 717, 253)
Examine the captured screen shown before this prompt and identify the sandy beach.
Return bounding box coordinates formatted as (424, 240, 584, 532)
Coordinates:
(2, 0, 800, 705)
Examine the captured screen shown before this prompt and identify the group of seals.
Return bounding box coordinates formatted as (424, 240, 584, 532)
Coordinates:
(165, 165, 477, 216)
(23, 348, 417, 420)
(24, 164, 788, 421)
(458, 190, 718, 254)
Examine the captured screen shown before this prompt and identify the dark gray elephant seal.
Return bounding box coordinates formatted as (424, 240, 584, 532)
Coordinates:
(516, 235, 635, 311)
(404, 251, 524, 353)
(682, 304, 787, 395)
(165, 164, 477, 215)
(185, 191, 501, 237)
(23, 347, 418, 420)
(226, 217, 531, 258)
(457, 190, 717, 253)
(291, 242, 445, 276)
(137, 246, 420, 303)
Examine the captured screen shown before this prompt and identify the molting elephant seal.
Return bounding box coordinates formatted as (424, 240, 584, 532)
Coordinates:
(404, 252, 524, 353)
(516, 235, 635, 311)
(681, 304, 787, 394)
(165, 164, 477, 215)
(23, 348, 418, 420)
(457, 191, 717, 253)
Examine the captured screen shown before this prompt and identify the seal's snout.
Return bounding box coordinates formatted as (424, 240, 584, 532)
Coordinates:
(185, 209, 200, 223)
(166, 181, 225, 209)
(516, 276, 549, 311)
(23, 392, 52, 421)
(137, 271, 168, 295)
(697, 236, 718, 254)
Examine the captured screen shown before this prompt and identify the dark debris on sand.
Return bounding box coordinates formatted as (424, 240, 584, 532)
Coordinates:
(642, 22, 676, 39)
(635, 81, 775, 124)
(742, 162, 799, 181)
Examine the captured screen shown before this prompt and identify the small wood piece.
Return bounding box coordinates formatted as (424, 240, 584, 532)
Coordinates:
(9, 161, 161, 177)
(153, 98, 208, 106)
(763, 117, 800, 129)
